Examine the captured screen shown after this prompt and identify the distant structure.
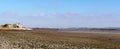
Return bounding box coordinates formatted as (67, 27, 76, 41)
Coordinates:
(0, 23, 32, 30)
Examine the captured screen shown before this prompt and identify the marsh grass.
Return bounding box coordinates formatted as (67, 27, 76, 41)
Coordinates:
(0, 30, 119, 49)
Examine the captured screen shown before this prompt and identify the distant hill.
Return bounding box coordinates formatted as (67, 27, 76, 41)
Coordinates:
(32, 28, 59, 30)
(32, 27, 120, 31)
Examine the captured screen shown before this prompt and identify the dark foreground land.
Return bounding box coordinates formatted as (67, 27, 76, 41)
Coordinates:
(0, 30, 120, 49)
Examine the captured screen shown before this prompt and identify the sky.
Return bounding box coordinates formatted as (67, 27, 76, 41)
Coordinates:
(0, 0, 120, 28)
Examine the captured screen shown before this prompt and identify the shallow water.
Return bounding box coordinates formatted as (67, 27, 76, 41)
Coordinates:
(59, 30, 120, 34)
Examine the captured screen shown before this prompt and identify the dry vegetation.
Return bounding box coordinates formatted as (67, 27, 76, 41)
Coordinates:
(0, 30, 119, 49)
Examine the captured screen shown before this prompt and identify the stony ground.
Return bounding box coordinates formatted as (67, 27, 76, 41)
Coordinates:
(0, 30, 119, 49)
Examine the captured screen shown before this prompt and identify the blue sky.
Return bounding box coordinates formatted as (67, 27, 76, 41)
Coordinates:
(0, 0, 120, 28)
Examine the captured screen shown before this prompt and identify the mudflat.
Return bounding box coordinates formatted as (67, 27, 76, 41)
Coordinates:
(0, 30, 119, 49)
